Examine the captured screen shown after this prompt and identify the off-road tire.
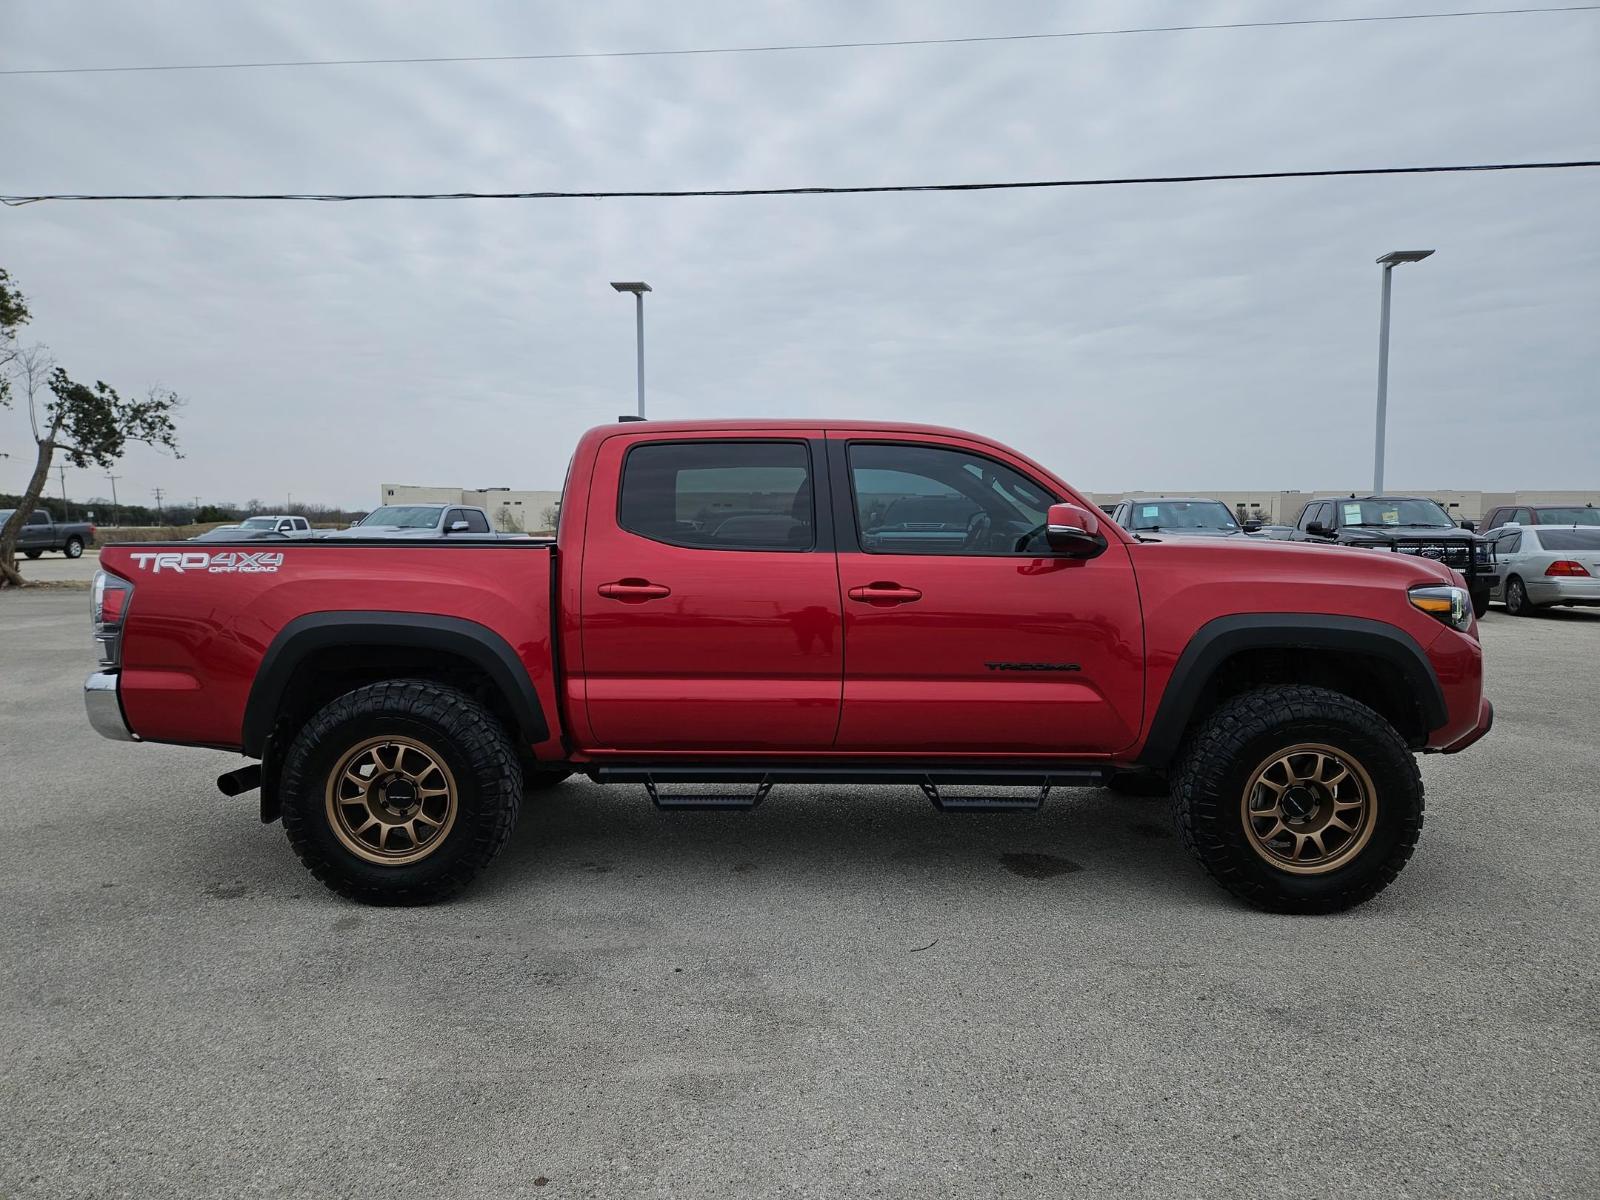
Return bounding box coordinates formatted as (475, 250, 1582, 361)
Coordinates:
(1106, 770, 1170, 798)
(1469, 585, 1490, 619)
(1171, 685, 1423, 914)
(23, 549, 42, 560)
(280, 679, 522, 904)
(63, 537, 83, 559)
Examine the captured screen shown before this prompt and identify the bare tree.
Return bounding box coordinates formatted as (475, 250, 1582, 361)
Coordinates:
(493, 505, 525, 534)
(540, 503, 561, 532)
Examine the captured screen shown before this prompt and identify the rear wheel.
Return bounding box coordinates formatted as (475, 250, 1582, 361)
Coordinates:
(279, 679, 522, 904)
(63, 537, 83, 559)
(1504, 576, 1539, 617)
(23, 549, 42, 560)
(1171, 685, 1423, 913)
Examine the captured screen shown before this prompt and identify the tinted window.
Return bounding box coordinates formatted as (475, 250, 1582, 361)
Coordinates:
(463, 510, 491, 533)
(1497, 532, 1521, 554)
(1537, 529, 1600, 552)
(848, 443, 1056, 556)
(619, 441, 813, 551)
(1534, 507, 1600, 526)
(27, 510, 49, 526)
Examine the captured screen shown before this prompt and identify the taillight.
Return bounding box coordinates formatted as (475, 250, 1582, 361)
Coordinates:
(1545, 560, 1592, 577)
(92, 570, 133, 669)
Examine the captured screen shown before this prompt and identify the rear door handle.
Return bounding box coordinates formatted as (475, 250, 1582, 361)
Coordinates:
(847, 582, 923, 606)
(598, 579, 672, 602)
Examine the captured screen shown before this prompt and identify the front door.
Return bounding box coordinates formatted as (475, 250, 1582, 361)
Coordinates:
(578, 432, 843, 752)
(830, 435, 1142, 755)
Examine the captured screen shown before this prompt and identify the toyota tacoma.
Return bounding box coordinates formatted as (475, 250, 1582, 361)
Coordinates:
(83, 420, 1492, 911)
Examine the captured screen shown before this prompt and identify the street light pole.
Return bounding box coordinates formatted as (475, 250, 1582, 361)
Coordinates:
(610, 281, 652, 418)
(1372, 250, 1434, 494)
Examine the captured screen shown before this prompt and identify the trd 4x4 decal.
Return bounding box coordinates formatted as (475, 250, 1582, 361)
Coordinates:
(127, 550, 284, 575)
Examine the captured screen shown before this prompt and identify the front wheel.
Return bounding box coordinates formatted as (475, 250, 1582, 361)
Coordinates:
(1171, 685, 1423, 914)
(1469, 585, 1490, 619)
(279, 679, 522, 904)
(63, 537, 84, 559)
(23, 549, 42, 560)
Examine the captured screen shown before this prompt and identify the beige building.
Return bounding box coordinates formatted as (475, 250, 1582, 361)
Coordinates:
(1087, 489, 1600, 526)
(378, 484, 563, 533)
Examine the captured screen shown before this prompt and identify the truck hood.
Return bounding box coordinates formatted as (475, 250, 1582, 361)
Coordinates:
(1339, 526, 1481, 544)
(1128, 530, 1458, 586)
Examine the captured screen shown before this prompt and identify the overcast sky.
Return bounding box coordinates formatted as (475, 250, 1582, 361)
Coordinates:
(3, 0, 1597, 510)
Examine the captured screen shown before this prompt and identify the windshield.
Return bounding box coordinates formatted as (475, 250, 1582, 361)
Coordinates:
(1536, 507, 1600, 526)
(1124, 500, 1240, 532)
(1341, 499, 1454, 528)
(359, 506, 443, 528)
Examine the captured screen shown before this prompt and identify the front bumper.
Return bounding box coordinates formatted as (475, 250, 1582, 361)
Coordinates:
(85, 671, 139, 742)
(1440, 698, 1493, 754)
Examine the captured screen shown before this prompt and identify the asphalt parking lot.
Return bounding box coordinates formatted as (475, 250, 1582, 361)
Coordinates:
(2, 590, 1596, 1199)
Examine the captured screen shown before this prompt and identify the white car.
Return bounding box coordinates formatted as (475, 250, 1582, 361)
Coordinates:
(1485, 524, 1600, 615)
(238, 515, 314, 536)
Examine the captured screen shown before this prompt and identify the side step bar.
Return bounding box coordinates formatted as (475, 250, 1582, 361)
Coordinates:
(596, 762, 1112, 814)
(643, 776, 774, 812)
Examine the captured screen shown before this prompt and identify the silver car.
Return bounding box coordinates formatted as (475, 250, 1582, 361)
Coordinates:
(1486, 524, 1600, 615)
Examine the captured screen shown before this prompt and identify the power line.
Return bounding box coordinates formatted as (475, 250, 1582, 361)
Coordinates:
(3, 6, 1595, 77)
(3, 161, 1597, 207)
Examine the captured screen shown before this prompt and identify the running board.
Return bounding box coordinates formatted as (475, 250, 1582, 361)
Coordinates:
(595, 762, 1111, 788)
(919, 780, 1049, 812)
(643, 776, 773, 812)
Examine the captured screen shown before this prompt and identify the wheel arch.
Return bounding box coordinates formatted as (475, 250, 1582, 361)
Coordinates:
(242, 612, 550, 760)
(1137, 614, 1446, 769)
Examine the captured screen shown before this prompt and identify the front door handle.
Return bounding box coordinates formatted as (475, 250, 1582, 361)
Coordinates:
(847, 582, 923, 606)
(598, 579, 672, 602)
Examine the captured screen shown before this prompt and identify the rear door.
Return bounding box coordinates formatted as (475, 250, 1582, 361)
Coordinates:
(577, 431, 843, 751)
(829, 434, 1142, 755)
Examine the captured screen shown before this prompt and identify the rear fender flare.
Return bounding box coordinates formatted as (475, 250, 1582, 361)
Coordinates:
(242, 611, 549, 758)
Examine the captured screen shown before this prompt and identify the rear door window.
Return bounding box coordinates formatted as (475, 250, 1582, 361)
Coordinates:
(463, 509, 491, 533)
(618, 441, 814, 551)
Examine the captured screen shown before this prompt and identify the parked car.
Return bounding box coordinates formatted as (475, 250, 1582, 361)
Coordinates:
(1484, 524, 1600, 615)
(1479, 503, 1599, 532)
(1288, 495, 1493, 616)
(323, 503, 496, 538)
(237, 514, 314, 535)
(84, 419, 1491, 913)
(1110, 497, 1260, 536)
(1, 509, 95, 559)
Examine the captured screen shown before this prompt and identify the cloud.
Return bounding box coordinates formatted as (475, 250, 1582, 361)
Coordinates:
(4, 0, 1597, 507)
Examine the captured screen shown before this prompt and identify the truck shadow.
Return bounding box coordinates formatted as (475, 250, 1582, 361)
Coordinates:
(478, 779, 1221, 908)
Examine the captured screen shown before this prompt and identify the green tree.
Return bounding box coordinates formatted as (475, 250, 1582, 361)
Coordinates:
(3, 340, 183, 588)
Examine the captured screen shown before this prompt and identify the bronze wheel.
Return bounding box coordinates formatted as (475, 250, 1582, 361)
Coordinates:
(1240, 742, 1377, 875)
(324, 734, 459, 866)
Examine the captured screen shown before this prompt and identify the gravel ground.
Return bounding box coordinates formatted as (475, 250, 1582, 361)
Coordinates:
(1, 590, 1596, 1199)
(12, 547, 100, 585)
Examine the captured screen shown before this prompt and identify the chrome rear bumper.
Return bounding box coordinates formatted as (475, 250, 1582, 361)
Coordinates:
(85, 671, 139, 742)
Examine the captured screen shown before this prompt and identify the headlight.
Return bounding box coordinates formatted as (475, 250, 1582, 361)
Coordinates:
(1409, 584, 1471, 631)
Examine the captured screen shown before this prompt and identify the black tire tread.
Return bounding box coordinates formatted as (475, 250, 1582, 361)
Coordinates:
(280, 678, 521, 904)
(1171, 684, 1423, 914)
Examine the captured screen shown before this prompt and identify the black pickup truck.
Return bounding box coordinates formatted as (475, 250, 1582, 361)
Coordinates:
(0, 509, 96, 559)
(1289, 495, 1492, 616)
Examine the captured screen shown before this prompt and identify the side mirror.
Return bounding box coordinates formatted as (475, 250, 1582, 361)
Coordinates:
(1459, 519, 1476, 531)
(1044, 503, 1105, 557)
(1306, 521, 1330, 536)
(1242, 520, 1262, 533)
(449, 520, 470, 532)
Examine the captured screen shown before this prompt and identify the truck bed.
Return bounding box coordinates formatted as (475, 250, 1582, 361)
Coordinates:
(100, 538, 559, 754)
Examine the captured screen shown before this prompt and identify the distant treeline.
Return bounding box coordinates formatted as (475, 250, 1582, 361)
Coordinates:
(0, 493, 368, 528)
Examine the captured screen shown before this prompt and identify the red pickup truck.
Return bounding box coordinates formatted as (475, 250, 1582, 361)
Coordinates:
(84, 420, 1491, 911)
